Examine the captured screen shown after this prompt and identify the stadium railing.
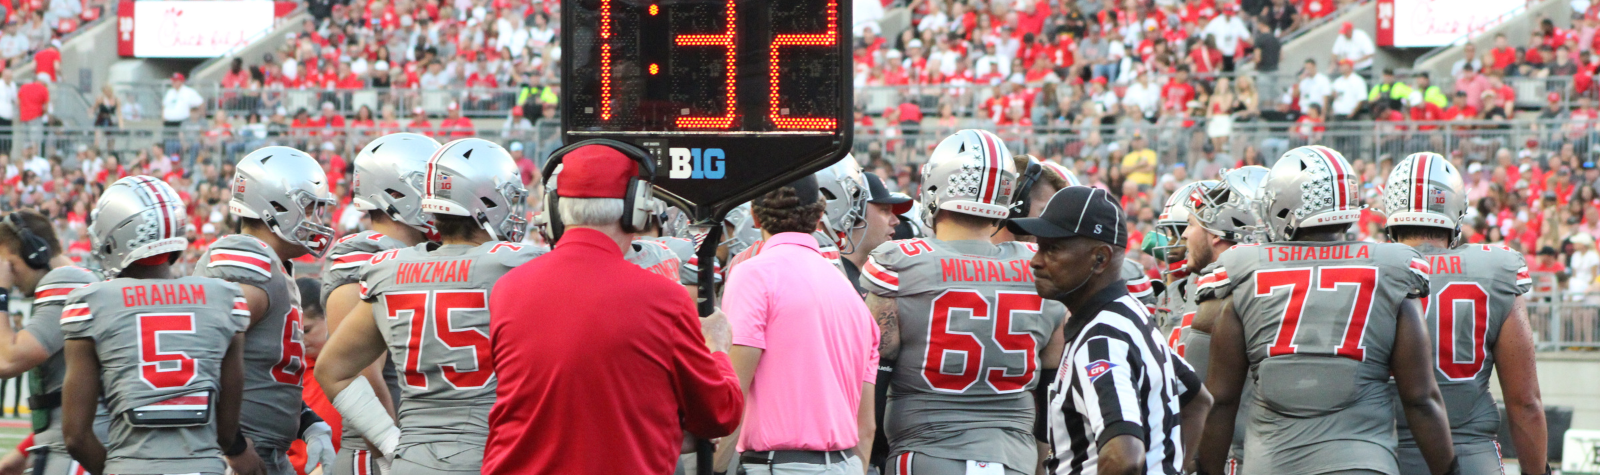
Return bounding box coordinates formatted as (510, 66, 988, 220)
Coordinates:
(114, 83, 542, 120)
(1528, 273, 1600, 350)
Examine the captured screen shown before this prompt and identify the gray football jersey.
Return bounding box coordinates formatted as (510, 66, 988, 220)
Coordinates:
(61, 277, 249, 475)
(1121, 258, 1156, 312)
(1199, 241, 1430, 475)
(860, 237, 1067, 471)
(358, 241, 544, 471)
(321, 230, 409, 453)
(1394, 243, 1531, 448)
(193, 234, 305, 450)
(1157, 274, 1199, 356)
(24, 266, 100, 452)
(641, 236, 706, 285)
(626, 239, 686, 284)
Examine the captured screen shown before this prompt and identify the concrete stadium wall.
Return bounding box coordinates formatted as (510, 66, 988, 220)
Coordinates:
(1278, 3, 1390, 74)
(1493, 352, 1600, 432)
(191, 10, 311, 84)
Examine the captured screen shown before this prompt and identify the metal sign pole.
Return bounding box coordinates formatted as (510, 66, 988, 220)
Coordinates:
(693, 210, 725, 475)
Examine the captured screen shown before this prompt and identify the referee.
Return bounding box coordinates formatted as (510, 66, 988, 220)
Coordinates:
(1007, 186, 1211, 475)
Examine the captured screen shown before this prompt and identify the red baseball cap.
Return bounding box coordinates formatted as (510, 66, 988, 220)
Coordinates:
(557, 144, 637, 199)
(171, 72, 186, 81)
(1549, 91, 1562, 103)
(1341, 22, 1353, 35)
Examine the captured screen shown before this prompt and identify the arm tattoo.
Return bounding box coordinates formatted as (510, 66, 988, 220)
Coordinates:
(867, 294, 901, 360)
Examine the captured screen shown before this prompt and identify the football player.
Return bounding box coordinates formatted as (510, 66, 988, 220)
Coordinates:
(1382, 152, 1547, 475)
(1194, 146, 1459, 475)
(1178, 168, 1265, 474)
(195, 147, 337, 475)
(861, 130, 1067, 475)
(1151, 180, 1216, 343)
(321, 133, 441, 475)
(0, 210, 105, 475)
(316, 138, 541, 475)
(61, 177, 248, 475)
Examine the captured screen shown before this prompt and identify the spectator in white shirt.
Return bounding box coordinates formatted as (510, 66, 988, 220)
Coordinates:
(1329, 60, 1368, 120)
(160, 72, 204, 147)
(43, 0, 80, 30)
(1122, 67, 1160, 121)
(1202, 4, 1250, 71)
(1294, 59, 1333, 111)
(0, 69, 15, 154)
(1451, 43, 1484, 79)
(0, 23, 28, 64)
(1331, 22, 1377, 70)
(20, 144, 48, 177)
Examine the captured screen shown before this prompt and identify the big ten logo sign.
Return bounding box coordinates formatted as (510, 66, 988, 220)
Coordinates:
(668, 148, 726, 179)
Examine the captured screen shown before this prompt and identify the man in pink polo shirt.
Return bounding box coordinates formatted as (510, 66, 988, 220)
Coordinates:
(715, 174, 880, 475)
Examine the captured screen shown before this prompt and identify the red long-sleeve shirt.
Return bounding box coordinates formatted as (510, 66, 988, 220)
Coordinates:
(485, 228, 743, 475)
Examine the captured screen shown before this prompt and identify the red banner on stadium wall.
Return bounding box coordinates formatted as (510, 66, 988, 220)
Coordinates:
(1375, 0, 1394, 47)
(117, 1, 298, 58)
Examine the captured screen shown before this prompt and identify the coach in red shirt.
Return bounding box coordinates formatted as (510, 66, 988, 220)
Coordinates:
(485, 143, 743, 474)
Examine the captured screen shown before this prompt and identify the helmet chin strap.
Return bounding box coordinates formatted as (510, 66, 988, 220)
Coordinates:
(475, 211, 500, 240)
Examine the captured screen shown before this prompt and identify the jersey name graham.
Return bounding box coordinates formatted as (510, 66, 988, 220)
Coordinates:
(117, 284, 211, 307)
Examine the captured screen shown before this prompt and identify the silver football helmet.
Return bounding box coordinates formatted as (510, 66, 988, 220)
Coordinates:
(421, 138, 529, 243)
(920, 129, 1018, 224)
(352, 133, 441, 237)
(1155, 180, 1218, 255)
(230, 146, 337, 257)
(1191, 167, 1269, 244)
(721, 202, 762, 257)
(816, 155, 869, 253)
(1260, 145, 1363, 242)
(90, 176, 189, 276)
(1383, 152, 1466, 244)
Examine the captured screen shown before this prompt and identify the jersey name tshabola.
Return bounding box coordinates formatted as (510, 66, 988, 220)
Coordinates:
(393, 259, 475, 284)
(940, 258, 1035, 283)
(121, 283, 212, 307)
(1265, 244, 1371, 262)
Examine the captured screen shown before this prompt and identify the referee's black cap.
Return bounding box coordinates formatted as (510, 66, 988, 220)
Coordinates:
(1006, 185, 1127, 248)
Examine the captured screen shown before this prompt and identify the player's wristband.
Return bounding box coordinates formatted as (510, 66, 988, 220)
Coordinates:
(223, 430, 248, 457)
(0, 288, 10, 309)
(297, 403, 325, 439)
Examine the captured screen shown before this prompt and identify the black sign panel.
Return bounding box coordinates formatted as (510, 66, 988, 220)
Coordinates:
(561, 0, 853, 217)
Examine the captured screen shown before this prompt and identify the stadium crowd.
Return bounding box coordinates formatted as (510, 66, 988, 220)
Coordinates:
(0, 0, 1599, 302)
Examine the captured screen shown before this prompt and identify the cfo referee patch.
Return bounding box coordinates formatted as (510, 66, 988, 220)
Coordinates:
(1084, 360, 1116, 382)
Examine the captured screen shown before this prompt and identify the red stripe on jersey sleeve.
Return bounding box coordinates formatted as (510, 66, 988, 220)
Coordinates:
(864, 258, 900, 287)
(209, 251, 273, 273)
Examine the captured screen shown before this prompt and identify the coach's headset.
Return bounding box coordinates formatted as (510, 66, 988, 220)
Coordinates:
(2, 213, 51, 269)
(540, 139, 658, 243)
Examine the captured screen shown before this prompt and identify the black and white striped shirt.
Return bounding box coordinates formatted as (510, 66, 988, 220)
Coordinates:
(1045, 282, 1201, 475)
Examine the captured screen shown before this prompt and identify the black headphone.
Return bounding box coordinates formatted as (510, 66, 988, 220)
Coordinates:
(1009, 159, 1044, 220)
(3, 213, 51, 269)
(540, 139, 658, 243)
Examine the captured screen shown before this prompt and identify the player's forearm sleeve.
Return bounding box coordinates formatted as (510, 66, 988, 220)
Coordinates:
(331, 377, 398, 455)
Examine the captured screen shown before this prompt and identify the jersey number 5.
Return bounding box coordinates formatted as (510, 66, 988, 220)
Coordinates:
(1255, 266, 1377, 361)
(139, 313, 198, 389)
(924, 290, 1043, 393)
(383, 290, 494, 390)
